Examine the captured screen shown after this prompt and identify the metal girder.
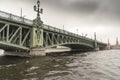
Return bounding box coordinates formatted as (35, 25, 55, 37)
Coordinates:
(9, 27, 21, 42)
(0, 24, 8, 32)
(42, 30, 95, 49)
(22, 30, 30, 46)
(0, 20, 31, 51)
(6, 24, 9, 42)
(47, 32, 53, 45)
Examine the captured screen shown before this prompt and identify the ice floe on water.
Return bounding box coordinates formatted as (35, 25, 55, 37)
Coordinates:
(0, 49, 5, 56)
(22, 78, 39, 80)
(26, 72, 37, 76)
(5, 64, 16, 68)
(0, 66, 2, 69)
(26, 66, 39, 72)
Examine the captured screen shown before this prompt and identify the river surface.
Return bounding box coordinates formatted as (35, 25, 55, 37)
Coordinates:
(0, 50, 120, 80)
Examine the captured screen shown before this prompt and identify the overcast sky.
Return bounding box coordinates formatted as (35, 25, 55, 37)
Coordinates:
(0, 0, 120, 45)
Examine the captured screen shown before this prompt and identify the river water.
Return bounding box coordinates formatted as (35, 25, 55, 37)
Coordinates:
(0, 50, 120, 80)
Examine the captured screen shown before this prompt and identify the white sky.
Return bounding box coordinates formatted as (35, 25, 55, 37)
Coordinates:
(0, 0, 120, 45)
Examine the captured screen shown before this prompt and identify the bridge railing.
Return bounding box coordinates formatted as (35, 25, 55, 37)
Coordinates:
(50, 24, 105, 45)
(44, 24, 94, 42)
(44, 24, 99, 47)
(0, 10, 33, 25)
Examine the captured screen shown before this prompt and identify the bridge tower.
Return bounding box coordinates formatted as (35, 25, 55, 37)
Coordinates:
(30, 0, 45, 56)
(116, 37, 119, 46)
(94, 32, 99, 50)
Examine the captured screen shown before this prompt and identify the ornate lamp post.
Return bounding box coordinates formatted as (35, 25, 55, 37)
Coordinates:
(31, 0, 44, 48)
(34, 0, 43, 18)
(33, 0, 43, 27)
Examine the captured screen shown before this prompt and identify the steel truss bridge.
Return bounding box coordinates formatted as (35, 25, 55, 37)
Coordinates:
(0, 10, 107, 56)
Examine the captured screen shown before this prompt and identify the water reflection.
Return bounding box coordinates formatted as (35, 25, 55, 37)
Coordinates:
(0, 50, 120, 80)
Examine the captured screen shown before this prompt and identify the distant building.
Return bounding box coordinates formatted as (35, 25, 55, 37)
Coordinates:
(111, 37, 120, 49)
(106, 39, 111, 50)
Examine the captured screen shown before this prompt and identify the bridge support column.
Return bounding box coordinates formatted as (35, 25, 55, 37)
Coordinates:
(29, 18, 45, 56)
(30, 48, 46, 56)
(30, 27, 43, 48)
(94, 32, 99, 51)
(30, 16, 44, 47)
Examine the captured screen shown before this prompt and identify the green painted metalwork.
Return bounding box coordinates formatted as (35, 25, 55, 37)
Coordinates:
(0, 10, 107, 52)
(0, 19, 31, 51)
(30, 0, 44, 48)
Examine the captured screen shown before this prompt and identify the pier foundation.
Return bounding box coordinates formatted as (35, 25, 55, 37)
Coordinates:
(94, 47, 100, 51)
(30, 48, 46, 56)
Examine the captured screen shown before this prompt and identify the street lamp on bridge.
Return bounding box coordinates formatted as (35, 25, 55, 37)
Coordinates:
(32, 0, 44, 48)
(34, 0, 43, 18)
(33, 0, 43, 27)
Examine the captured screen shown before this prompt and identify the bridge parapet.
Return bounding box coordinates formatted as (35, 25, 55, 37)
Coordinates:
(0, 10, 33, 25)
(44, 24, 94, 41)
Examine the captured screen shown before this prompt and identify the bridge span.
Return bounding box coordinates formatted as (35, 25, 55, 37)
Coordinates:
(0, 0, 107, 56)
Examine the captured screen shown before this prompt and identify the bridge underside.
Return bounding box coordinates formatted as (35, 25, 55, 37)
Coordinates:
(61, 44, 93, 50)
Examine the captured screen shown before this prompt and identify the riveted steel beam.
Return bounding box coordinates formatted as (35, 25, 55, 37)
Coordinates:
(22, 30, 30, 46)
(9, 27, 21, 42)
(0, 24, 8, 32)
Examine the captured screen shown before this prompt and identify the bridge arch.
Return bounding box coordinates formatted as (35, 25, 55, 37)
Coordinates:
(60, 43, 94, 49)
(44, 43, 94, 51)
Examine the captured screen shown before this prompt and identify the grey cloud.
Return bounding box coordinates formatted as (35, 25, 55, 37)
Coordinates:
(43, 0, 100, 14)
(40, 0, 120, 27)
(93, 0, 120, 24)
(69, 0, 99, 13)
(42, 0, 120, 17)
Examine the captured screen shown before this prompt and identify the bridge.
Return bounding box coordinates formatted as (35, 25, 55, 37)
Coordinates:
(0, 0, 107, 56)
